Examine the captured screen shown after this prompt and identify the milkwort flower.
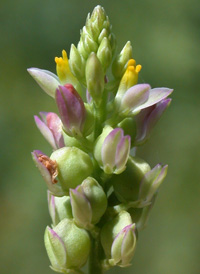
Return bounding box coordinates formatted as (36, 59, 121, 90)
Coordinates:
(27, 50, 82, 98)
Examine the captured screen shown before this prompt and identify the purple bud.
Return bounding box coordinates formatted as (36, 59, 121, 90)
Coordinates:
(135, 98, 172, 145)
(34, 112, 64, 150)
(101, 128, 131, 174)
(32, 150, 64, 196)
(56, 84, 86, 136)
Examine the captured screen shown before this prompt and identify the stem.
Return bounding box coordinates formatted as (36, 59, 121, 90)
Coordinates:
(89, 236, 104, 274)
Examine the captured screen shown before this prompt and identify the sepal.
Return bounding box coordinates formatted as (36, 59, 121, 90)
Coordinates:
(48, 191, 73, 226)
(50, 147, 93, 192)
(27, 68, 60, 98)
(34, 112, 64, 150)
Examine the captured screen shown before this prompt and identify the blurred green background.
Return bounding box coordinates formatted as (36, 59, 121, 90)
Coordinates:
(1, 0, 200, 273)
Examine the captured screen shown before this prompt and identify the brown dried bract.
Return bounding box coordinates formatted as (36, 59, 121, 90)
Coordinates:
(38, 154, 58, 184)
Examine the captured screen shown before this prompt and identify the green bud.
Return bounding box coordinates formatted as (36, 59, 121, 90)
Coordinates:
(50, 147, 93, 192)
(98, 28, 109, 44)
(100, 211, 132, 258)
(112, 156, 151, 203)
(48, 192, 73, 226)
(77, 39, 88, 60)
(90, 5, 108, 36)
(82, 32, 98, 54)
(97, 37, 112, 72)
(69, 44, 85, 80)
(44, 219, 91, 272)
(85, 53, 104, 106)
(112, 41, 133, 79)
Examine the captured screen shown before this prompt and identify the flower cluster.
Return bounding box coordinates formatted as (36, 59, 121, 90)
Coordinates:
(29, 5, 173, 274)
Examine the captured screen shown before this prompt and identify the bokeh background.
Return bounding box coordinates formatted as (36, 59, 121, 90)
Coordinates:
(1, 0, 200, 273)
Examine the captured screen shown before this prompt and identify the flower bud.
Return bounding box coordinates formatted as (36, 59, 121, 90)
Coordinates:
(48, 191, 73, 226)
(55, 50, 82, 95)
(34, 112, 64, 150)
(100, 211, 132, 258)
(44, 219, 91, 272)
(90, 6, 107, 34)
(50, 147, 93, 192)
(135, 98, 172, 145)
(85, 53, 105, 106)
(56, 84, 86, 137)
(111, 224, 137, 267)
(112, 156, 151, 203)
(69, 44, 85, 81)
(27, 68, 60, 98)
(97, 37, 112, 72)
(94, 126, 130, 174)
(70, 177, 107, 229)
(82, 32, 98, 55)
(32, 150, 65, 196)
(112, 41, 133, 79)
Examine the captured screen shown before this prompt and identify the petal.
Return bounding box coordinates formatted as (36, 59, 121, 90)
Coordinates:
(121, 224, 136, 266)
(115, 135, 131, 174)
(101, 128, 123, 174)
(120, 84, 150, 114)
(70, 189, 92, 227)
(34, 115, 57, 150)
(135, 98, 172, 144)
(44, 226, 67, 268)
(46, 113, 65, 148)
(133, 87, 173, 114)
(27, 68, 60, 98)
